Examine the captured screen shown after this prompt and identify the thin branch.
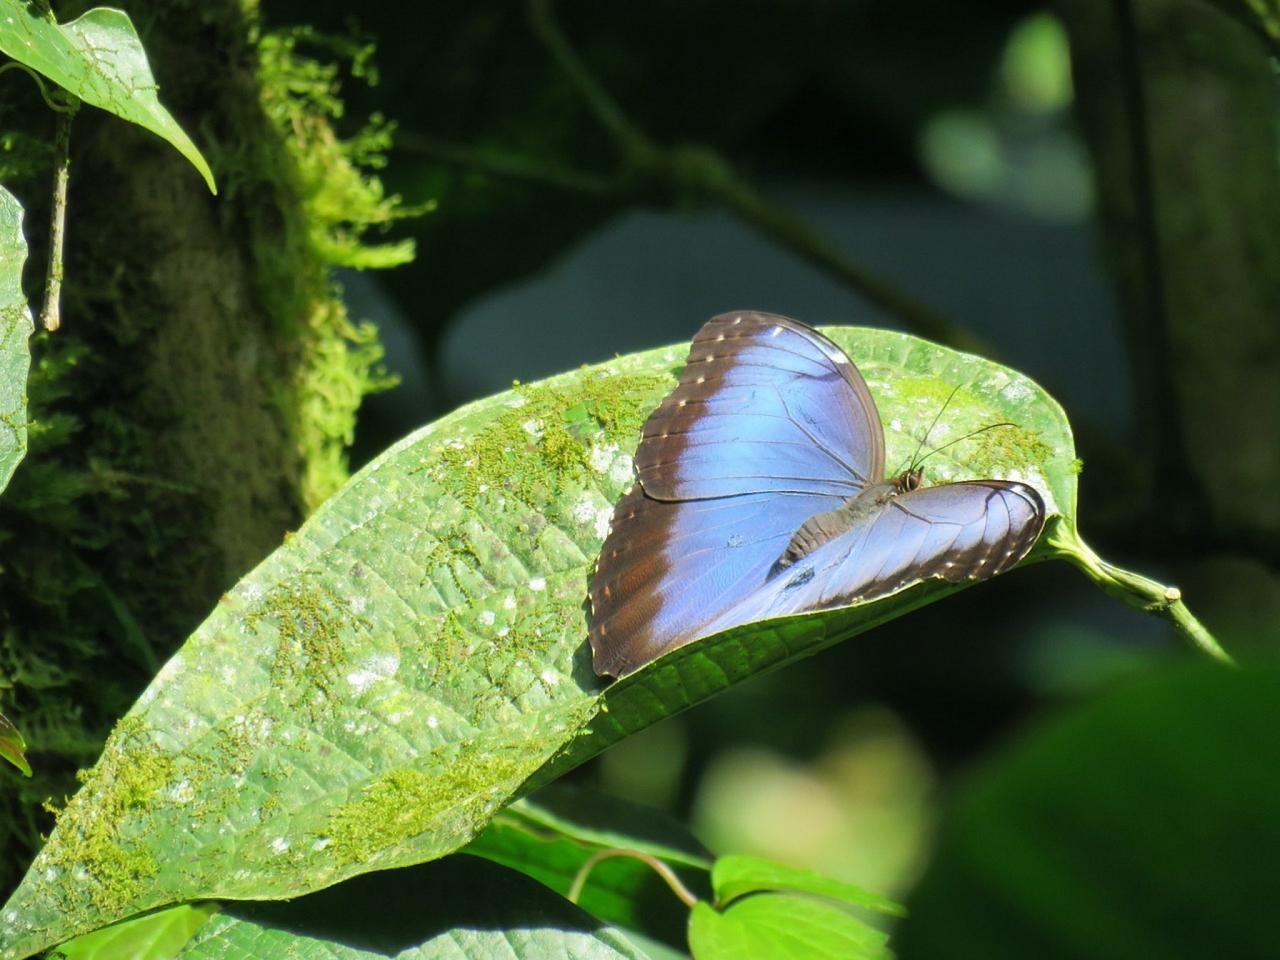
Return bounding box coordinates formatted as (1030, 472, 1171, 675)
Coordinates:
(1113, 0, 1205, 524)
(396, 132, 620, 195)
(694, 153, 991, 354)
(527, 0, 657, 163)
(38, 101, 77, 332)
(483, 0, 990, 354)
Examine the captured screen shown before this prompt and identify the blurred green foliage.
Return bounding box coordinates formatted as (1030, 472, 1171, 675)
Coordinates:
(900, 663, 1280, 959)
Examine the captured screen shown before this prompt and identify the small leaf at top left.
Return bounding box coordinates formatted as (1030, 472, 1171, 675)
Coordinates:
(0, 2, 216, 193)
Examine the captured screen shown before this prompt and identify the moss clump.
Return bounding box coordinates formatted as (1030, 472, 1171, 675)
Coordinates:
(972, 423, 1056, 477)
(322, 761, 493, 868)
(40, 716, 173, 918)
(245, 575, 360, 718)
(249, 26, 425, 510)
(321, 696, 598, 869)
(435, 371, 670, 508)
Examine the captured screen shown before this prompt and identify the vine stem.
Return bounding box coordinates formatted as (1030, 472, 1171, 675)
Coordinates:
(568, 847, 699, 910)
(39, 99, 78, 332)
(1044, 517, 1234, 665)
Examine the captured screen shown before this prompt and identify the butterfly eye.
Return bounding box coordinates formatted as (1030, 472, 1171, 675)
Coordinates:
(896, 469, 922, 493)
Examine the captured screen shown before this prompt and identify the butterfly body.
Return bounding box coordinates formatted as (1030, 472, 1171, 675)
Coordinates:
(588, 312, 1046, 678)
(776, 469, 923, 571)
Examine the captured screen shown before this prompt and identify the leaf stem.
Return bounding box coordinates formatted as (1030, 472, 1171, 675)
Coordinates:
(1044, 517, 1234, 665)
(38, 100, 77, 332)
(0, 63, 78, 114)
(567, 847, 699, 910)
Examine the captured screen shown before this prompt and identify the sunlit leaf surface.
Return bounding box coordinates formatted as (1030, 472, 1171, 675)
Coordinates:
(711, 854, 903, 917)
(0, 327, 1074, 959)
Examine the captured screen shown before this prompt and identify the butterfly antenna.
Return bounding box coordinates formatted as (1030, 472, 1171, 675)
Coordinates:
(894, 383, 963, 476)
(914, 420, 1019, 468)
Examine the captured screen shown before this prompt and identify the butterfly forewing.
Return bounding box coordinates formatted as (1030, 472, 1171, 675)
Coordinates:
(635, 312, 885, 500)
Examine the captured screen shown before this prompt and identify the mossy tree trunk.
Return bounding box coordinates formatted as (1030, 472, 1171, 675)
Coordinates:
(1058, 0, 1280, 642)
(0, 0, 405, 894)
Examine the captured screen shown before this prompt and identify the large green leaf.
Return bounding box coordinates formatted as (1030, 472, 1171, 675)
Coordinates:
(0, 183, 32, 494)
(174, 855, 651, 959)
(897, 664, 1280, 960)
(0, 327, 1073, 959)
(0, 3, 215, 193)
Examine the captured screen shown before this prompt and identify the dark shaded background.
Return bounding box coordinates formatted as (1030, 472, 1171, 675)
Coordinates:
(261, 0, 1280, 900)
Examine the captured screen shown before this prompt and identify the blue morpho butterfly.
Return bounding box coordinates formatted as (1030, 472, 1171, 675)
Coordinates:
(588, 311, 1046, 678)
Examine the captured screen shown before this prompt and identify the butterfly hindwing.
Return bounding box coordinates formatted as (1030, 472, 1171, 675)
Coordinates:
(704, 480, 1046, 632)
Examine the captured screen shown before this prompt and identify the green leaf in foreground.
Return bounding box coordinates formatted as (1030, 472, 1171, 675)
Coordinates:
(0, 2, 215, 193)
(711, 854, 903, 917)
(0, 184, 32, 495)
(175, 855, 649, 960)
(52, 904, 218, 960)
(0, 328, 1074, 959)
(689, 894, 891, 960)
(898, 664, 1280, 960)
(0, 711, 31, 778)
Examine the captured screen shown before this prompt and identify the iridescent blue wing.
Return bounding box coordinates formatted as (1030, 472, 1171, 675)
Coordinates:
(589, 485, 836, 677)
(702, 480, 1046, 635)
(590, 312, 884, 677)
(635, 312, 885, 500)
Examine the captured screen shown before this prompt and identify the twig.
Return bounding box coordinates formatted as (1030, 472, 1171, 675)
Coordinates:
(568, 847, 700, 910)
(477, 0, 993, 355)
(527, 0, 657, 163)
(693, 154, 990, 353)
(38, 100, 77, 332)
(0, 62, 79, 114)
(396, 132, 619, 195)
